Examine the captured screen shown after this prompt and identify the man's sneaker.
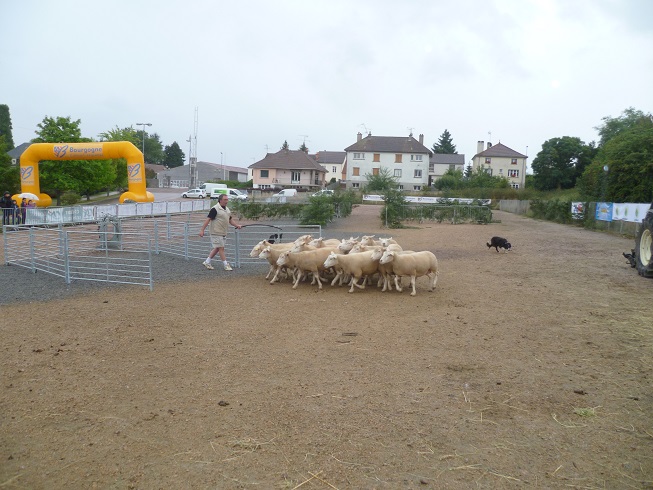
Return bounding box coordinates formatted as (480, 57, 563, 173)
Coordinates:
(223, 263, 233, 271)
(203, 262, 214, 270)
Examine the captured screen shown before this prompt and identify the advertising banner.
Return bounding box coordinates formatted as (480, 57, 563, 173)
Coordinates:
(595, 202, 613, 221)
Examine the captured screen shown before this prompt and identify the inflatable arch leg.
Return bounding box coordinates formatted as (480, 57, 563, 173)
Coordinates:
(14, 141, 154, 207)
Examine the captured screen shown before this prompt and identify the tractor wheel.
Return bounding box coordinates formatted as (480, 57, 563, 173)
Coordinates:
(635, 219, 653, 277)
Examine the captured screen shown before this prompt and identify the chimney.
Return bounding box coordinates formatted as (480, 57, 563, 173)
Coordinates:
(357, 132, 362, 142)
(477, 141, 484, 154)
(487, 142, 492, 149)
(419, 134, 424, 145)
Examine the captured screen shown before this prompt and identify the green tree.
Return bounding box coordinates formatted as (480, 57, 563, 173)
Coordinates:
(464, 164, 473, 178)
(434, 168, 464, 190)
(281, 140, 289, 150)
(531, 136, 595, 191)
(299, 142, 308, 153)
(365, 167, 399, 192)
(595, 107, 651, 147)
(98, 126, 140, 147)
(163, 141, 185, 168)
(33, 116, 88, 144)
(467, 166, 510, 188)
(579, 116, 653, 202)
(0, 105, 15, 149)
(431, 129, 457, 154)
(139, 131, 164, 164)
(0, 135, 19, 193)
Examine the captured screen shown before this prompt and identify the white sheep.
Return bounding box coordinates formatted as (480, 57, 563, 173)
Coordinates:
(308, 237, 342, 248)
(379, 250, 439, 296)
(277, 248, 337, 289)
(323, 251, 380, 293)
(259, 245, 295, 283)
(336, 237, 360, 254)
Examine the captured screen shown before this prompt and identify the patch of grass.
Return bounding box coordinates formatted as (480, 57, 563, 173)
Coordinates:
(574, 406, 599, 417)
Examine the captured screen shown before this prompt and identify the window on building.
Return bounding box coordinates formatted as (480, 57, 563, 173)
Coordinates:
(352, 182, 360, 188)
(332, 166, 337, 173)
(499, 168, 503, 174)
(353, 167, 360, 176)
(411, 154, 423, 162)
(511, 183, 520, 189)
(508, 169, 519, 178)
(260, 170, 269, 178)
(511, 158, 518, 165)
(373, 153, 380, 162)
(414, 169, 422, 178)
(354, 152, 364, 160)
(413, 185, 421, 191)
(449, 164, 456, 171)
(398, 185, 404, 190)
(292, 171, 301, 182)
(395, 154, 402, 163)
(394, 169, 402, 178)
(485, 157, 491, 164)
(371, 167, 379, 176)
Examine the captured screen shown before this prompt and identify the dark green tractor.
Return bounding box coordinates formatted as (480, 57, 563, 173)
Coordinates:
(625, 201, 653, 277)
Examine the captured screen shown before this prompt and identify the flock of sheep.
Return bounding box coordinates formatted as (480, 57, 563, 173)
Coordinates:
(249, 234, 438, 296)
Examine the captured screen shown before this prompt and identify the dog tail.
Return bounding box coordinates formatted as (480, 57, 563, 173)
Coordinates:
(486, 242, 491, 248)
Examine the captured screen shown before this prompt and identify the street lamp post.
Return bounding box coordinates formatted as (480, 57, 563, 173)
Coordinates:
(220, 152, 224, 181)
(136, 122, 152, 161)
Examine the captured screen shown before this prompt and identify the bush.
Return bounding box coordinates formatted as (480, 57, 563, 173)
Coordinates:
(61, 192, 81, 206)
(529, 198, 573, 223)
(381, 189, 407, 228)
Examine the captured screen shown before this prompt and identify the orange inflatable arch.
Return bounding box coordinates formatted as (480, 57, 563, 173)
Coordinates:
(14, 141, 154, 207)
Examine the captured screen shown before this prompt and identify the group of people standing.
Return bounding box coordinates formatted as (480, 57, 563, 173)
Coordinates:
(1, 191, 36, 226)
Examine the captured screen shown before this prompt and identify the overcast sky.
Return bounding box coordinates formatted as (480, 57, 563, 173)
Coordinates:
(2, 0, 652, 172)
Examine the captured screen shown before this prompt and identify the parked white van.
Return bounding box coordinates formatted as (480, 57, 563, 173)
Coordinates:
(210, 188, 248, 201)
(199, 183, 227, 195)
(273, 189, 298, 198)
(267, 188, 298, 203)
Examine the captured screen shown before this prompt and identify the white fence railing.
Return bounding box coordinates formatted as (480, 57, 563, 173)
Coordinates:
(4, 225, 153, 289)
(2, 200, 212, 226)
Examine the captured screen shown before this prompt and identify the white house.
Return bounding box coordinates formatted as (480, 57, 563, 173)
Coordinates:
(343, 132, 432, 190)
(312, 151, 346, 184)
(428, 153, 466, 186)
(471, 141, 527, 189)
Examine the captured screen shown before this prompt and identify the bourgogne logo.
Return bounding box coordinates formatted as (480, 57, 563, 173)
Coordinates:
(20, 166, 34, 181)
(53, 145, 69, 157)
(128, 164, 141, 178)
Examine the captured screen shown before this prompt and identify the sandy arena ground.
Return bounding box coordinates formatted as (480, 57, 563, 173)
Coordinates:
(1, 205, 652, 489)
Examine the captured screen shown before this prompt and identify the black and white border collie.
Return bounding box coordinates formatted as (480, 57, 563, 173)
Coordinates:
(487, 236, 512, 253)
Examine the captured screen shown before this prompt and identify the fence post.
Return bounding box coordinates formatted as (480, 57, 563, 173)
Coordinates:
(63, 231, 71, 284)
(234, 228, 241, 267)
(183, 222, 189, 260)
(154, 220, 160, 254)
(29, 227, 36, 272)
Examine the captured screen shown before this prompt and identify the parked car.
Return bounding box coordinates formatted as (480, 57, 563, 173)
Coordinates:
(312, 189, 334, 197)
(181, 188, 206, 199)
(210, 188, 248, 201)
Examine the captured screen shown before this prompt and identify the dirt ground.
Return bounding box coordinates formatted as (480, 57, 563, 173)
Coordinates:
(1, 205, 652, 489)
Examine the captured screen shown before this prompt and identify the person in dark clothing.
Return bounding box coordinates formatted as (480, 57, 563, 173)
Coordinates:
(1, 191, 14, 226)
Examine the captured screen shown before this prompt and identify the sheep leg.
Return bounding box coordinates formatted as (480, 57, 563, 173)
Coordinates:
(292, 270, 302, 289)
(270, 265, 282, 284)
(410, 275, 417, 296)
(394, 275, 403, 292)
(348, 276, 360, 293)
(330, 271, 342, 286)
(265, 264, 274, 279)
(314, 269, 323, 289)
